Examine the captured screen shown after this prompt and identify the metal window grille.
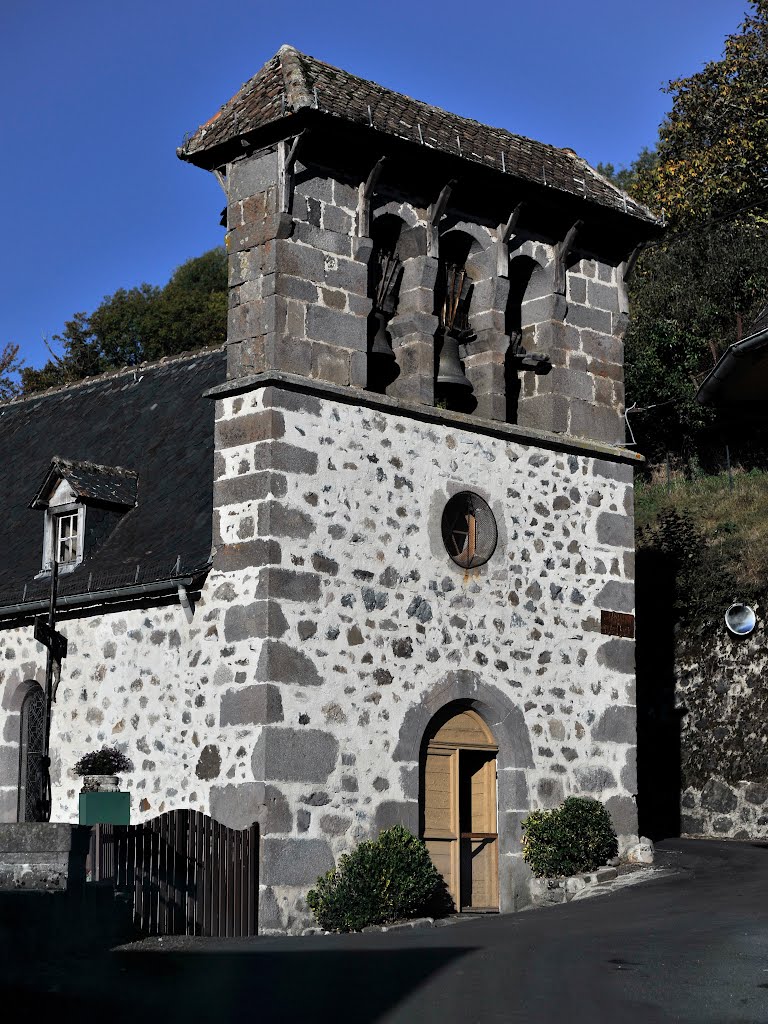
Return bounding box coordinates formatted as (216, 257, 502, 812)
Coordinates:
(441, 492, 497, 568)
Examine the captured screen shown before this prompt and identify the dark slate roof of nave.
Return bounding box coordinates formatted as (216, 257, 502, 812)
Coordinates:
(0, 348, 226, 604)
(179, 45, 657, 227)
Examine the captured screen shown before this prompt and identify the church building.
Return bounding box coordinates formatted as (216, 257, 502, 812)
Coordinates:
(0, 47, 659, 932)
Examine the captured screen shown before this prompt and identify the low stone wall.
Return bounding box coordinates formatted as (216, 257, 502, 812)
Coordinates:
(675, 620, 768, 840)
(0, 823, 90, 890)
(681, 779, 768, 839)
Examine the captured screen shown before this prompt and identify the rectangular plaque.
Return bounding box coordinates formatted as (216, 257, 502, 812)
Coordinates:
(601, 610, 635, 638)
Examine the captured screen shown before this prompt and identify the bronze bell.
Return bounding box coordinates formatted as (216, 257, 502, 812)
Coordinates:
(436, 331, 472, 388)
(370, 311, 396, 359)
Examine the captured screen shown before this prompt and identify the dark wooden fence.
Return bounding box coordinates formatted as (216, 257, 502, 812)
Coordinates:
(87, 809, 259, 937)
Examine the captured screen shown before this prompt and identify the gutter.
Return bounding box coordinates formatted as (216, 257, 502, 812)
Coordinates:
(697, 327, 768, 406)
(0, 574, 201, 624)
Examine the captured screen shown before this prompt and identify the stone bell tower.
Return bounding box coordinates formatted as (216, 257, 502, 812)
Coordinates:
(180, 46, 659, 933)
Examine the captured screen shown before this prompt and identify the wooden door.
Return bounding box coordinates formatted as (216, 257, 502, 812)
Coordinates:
(423, 747, 459, 907)
(421, 707, 499, 912)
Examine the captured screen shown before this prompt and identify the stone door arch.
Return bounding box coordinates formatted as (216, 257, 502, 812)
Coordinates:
(18, 683, 45, 822)
(420, 703, 499, 912)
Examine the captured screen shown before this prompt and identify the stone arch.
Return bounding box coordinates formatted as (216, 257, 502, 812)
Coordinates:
(371, 200, 419, 228)
(394, 670, 533, 770)
(505, 253, 559, 424)
(367, 213, 409, 394)
(0, 679, 45, 822)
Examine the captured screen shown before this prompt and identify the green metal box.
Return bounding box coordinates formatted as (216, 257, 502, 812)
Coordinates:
(78, 791, 131, 825)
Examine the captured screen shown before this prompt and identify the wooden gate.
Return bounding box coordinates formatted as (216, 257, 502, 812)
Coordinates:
(88, 809, 259, 937)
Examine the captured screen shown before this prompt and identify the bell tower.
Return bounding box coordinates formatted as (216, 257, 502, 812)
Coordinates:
(180, 46, 659, 934)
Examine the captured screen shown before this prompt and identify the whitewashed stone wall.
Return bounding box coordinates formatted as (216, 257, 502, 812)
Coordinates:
(0, 382, 639, 932)
(209, 381, 638, 929)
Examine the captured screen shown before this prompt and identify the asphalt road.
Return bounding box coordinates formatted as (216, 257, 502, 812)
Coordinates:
(3, 839, 768, 1023)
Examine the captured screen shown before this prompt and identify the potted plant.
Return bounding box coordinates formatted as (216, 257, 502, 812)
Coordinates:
(75, 747, 133, 825)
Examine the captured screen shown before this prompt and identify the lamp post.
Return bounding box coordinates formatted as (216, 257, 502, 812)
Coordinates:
(34, 554, 68, 822)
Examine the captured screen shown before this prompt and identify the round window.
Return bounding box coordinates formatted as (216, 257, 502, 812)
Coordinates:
(441, 492, 497, 568)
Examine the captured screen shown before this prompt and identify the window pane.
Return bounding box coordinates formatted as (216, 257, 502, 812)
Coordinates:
(56, 513, 78, 564)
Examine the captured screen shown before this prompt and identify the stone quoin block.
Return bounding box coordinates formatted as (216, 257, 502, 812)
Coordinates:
(252, 728, 339, 783)
(592, 705, 636, 745)
(574, 765, 617, 793)
(214, 539, 282, 573)
(215, 410, 285, 449)
(257, 501, 316, 540)
(604, 795, 638, 837)
(255, 568, 322, 604)
(596, 512, 634, 549)
(595, 580, 635, 614)
(209, 782, 290, 832)
(596, 638, 635, 675)
(373, 800, 418, 835)
(219, 683, 284, 726)
(214, 471, 288, 507)
(261, 837, 335, 887)
(223, 602, 289, 642)
(249, 442, 318, 476)
(256, 640, 322, 686)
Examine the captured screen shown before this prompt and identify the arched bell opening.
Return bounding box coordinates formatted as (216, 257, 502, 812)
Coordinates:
(505, 255, 551, 423)
(419, 702, 499, 913)
(366, 214, 405, 395)
(434, 231, 478, 415)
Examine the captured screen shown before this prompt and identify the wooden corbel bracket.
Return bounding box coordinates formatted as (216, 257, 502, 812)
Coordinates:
(617, 242, 645, 314)
(428, 179, 457, 257)
(554, 219, 583, 295)
(278, 132, 305, 217)
(356, 156, 387, 237)
(496, 202, 523, 277)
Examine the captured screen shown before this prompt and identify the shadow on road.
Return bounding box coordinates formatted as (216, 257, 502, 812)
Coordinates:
(1, 942, 474, 1023)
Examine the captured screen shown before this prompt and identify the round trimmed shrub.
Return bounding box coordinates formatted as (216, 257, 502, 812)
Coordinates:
(521, 796, 618, 877)
(307, 825, 442, 932)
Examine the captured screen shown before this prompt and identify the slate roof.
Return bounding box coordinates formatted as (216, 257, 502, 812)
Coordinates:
(179, 45, 657, 226)
(0, 348, 226, 606)
(30, 457, 138, 510)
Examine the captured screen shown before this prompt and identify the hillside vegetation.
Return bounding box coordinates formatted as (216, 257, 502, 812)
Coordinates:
(635, 469, 768, 630)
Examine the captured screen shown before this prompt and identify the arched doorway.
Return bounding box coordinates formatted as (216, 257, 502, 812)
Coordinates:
(17, 684, 45, 822)
(420, 704, 499, 912)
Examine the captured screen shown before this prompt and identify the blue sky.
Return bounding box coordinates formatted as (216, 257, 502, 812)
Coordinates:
(0, 0, 749, 371)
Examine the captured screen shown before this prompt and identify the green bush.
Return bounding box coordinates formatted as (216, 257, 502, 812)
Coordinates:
(306, 825, 442, 932)
(73, 746, 133, 776)
(521, 797, 618, 878)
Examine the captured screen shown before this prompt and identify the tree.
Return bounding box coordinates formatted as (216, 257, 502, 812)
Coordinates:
(635, 2, 768, 227)
(618, 3, 768, 463)
(0, 343, 23, 402)
(21, 248, 227, 394)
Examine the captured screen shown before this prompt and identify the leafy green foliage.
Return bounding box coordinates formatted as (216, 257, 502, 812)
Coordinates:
(74, 746, 134, 776)
(0, 343, 22, 402)
(21, 248, 227, 394)
(521, 797, 618, 878)
(306, 825, 443, 932)
(634, 2, 768, 227)
(611, 3, 768, 463)
(635, 469, 768, 628)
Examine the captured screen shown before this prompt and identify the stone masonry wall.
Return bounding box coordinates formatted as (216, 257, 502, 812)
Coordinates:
(225, 143, 628, 444)
(0, 382, 639, 932)
(676, 620, 768, 839)
(211, 380, 639, 931)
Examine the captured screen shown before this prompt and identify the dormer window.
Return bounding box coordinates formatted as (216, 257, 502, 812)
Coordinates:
(56, 511, 79, 565)
(30, 457, 138, 576)
(38, 479, 85, 575)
